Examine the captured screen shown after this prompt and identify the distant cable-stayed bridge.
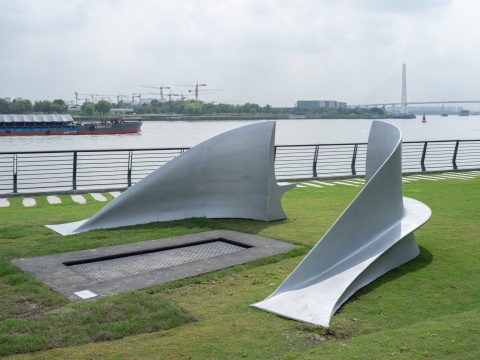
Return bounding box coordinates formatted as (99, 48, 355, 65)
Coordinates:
(349, 100, 480, 108)
(348, 64, 480, 111)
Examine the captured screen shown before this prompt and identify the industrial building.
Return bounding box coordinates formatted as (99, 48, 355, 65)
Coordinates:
(296, 100, 347, 109)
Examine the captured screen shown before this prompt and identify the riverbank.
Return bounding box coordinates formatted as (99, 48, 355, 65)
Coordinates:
(73, 112, 479, 122)
(74, 114, 372, 122)
(74, 114, 290, 122)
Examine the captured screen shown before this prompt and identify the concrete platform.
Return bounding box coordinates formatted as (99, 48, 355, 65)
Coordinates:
(12, 230, 300, 301)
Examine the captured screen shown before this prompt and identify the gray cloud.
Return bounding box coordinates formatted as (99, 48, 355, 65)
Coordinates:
(0, 0, 478, 107)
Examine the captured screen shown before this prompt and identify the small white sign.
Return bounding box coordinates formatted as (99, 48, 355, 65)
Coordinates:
(74, 290, 98, 299)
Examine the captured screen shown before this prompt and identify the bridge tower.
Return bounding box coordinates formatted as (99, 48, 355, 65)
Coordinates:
(401, 63, 407, 114)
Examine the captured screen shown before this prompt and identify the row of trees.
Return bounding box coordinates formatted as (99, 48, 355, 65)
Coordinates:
(295, 105, 385, 119)
(0, 97, 383, 118)
(0, 98, 68, 114)
(0, 98, 112, 116)
(81, 100, 112, 116)
(131, 101, 382, 118)
(0, 97, 269, 116)
(131, 100, 272, 116)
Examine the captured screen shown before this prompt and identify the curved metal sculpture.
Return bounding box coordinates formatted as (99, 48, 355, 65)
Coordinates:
(251, 121, 431, 327)
(47, 121, 294, 236)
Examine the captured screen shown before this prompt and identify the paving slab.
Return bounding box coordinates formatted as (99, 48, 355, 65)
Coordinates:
(47, 196, 62, 204)
(437, 174, 470, 180)
(407, 175, 440, 181)
(333, 181, 360, 187)
(311, 181, 336, 186)
(444, 173, 475, 179)
(90, 193, 107, 202)
(301, 182, 323, 188)
(71, 195, 86, 204)
(342, 180, 365, 185)
(23, 198, 36, 207)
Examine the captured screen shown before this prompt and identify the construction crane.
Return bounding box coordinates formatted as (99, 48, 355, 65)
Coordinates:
(139, 84, 170, 103)
(131, 93, 151, 104)
(188, 89, 222, 101)
(188, 91, 217, 102)
(74, 92, 96, 104)
(177, 82, 224, 101)
(166, 92, 181, 102)
(94, 94, 116, 102)
(169, 92, 193, 102)
(74, 92, 116, 104)
(131, 93, 142, 104)
(116, 94, 129, 103)
(176, 81, 208, 101)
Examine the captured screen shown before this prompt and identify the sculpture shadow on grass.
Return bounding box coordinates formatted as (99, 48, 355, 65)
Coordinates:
(251, 121, 431, 328)
(47, 121, 294, 236)
(336, 245, 434, 310)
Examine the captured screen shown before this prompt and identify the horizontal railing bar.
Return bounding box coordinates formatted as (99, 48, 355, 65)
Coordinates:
(0, 147, 190, 155)
(15, 176, 71, 182)
(2, 139, 480, 195)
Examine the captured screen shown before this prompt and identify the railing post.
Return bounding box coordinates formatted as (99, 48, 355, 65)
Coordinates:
(421, 142, 428, 172)
(13, 154, 18, 193)
(313, 145, 319, 177)
(351, 144, 358, 176)
(72, 152, 77, 190)
(127, 151, 133, 187)
(452, 140, 459, 170)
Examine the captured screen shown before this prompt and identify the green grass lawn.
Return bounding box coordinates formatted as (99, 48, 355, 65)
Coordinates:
(1, 175, 479, 359)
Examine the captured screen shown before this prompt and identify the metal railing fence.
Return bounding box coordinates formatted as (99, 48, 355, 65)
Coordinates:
(1, 139, 479, 195)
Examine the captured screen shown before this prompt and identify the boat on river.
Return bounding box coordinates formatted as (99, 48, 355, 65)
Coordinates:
(0, 114, 142, 136)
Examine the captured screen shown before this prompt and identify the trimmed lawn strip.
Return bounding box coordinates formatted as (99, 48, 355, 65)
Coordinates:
(297, 308, 480, 359)
(1, 177, 479, 358)
(0, 292, 192, 356)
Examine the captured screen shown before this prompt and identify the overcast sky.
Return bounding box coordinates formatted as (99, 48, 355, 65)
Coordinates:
(1, 0, 479, 107)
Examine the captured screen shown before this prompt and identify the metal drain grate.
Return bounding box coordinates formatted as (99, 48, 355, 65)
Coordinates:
(68, 240, 246, 282)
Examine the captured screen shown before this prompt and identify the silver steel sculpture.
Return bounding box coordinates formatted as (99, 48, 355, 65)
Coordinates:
(47, 121, 294, 236)
(251, 121, 431, 327)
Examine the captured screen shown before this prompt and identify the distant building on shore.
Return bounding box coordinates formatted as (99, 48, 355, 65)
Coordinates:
(296, 100, 347, 109)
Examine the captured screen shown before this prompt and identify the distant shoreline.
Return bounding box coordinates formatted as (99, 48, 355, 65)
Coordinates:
(73, 115, 361, 122)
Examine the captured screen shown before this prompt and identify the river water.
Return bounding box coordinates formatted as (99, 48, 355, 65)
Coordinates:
(1, 115, 479, 152)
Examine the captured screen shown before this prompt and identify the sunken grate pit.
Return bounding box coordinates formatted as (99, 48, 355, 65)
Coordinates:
(66, 240, 248, 282)
(12, 230, 300, 301)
